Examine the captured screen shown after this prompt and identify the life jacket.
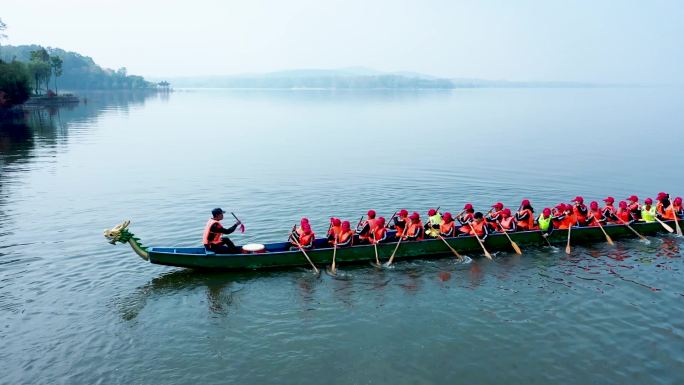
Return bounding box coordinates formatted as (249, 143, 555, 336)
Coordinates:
(370, 226, 387, 244)
(559, 213, 576, 229)
(588, 210, 604, 227)
(641, 205, 656, 222)
(439, 220, 455, 237)
(202, 219, 223, 245)
(675, 204, 683, 218)
(516, 208, 535, 230)
(602, 205, 617, 223)
(469, 221, 487, 237)
(406, 221, 424, 240)
(537, 215, 552, 231)
(573, 205, 588, 225)
(298, 232, 315, 248)
(458, 212, 475, 234)
(487, 211, 502, 231)
(394, 217, 408, 237)
(616, 209, 630, 223)
(328, 225, 342, 238)
(660, 204, 676, 220)
(500, 217, 515, 231)
(358, 218, 378, 241)
(428, 213, 442, 227)
(337, 230, 354, 246)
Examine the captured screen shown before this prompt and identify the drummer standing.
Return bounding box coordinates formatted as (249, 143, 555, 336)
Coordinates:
(203, 208, 241, 254)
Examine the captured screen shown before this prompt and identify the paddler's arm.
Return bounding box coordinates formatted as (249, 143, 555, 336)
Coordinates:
(212, 223, 239, 235)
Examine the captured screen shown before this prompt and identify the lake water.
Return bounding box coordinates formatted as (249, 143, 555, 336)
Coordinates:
(1, 88, 683, 385)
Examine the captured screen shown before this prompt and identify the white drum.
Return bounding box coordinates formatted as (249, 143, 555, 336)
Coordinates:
(242, 243, 266, 253)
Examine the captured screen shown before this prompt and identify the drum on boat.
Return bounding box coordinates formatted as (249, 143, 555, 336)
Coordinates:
(242, 243, 266, 254)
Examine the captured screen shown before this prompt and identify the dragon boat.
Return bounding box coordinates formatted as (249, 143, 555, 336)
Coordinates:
(103, 219, 681, 270)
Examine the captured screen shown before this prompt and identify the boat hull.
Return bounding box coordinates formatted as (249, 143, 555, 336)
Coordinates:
(144, 220, 680, 270)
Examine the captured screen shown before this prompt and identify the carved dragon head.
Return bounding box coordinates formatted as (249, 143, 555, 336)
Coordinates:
(104, 220, 133, 244)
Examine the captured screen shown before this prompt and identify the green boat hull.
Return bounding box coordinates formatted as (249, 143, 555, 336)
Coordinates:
(144, 220, 680, 270)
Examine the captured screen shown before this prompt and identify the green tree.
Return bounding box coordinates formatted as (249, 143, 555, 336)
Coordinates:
(29, 48, 51, 94)
(50, 55, 63, 94)
(0, 60, 31, 107)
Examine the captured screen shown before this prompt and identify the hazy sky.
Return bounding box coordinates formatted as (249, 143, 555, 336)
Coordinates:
(2, 0, 683, 83)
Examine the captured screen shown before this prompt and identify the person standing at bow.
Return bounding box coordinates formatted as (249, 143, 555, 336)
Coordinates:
(357, 210, 379, 243)
(536, 208, 554, 238)
(641, 198, 657, 222)
(203, 208, 242, 254)
(571, 196, 589, 226)
(515, 199, 536, 231)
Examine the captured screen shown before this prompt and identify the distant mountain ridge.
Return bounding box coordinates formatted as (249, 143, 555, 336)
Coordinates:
(152, 68, 607, 89)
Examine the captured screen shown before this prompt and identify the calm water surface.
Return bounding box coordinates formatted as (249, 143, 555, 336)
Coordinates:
(1, 88, 683, 385)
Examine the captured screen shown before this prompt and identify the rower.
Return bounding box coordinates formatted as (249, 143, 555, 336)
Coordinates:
(616, 201, 632, 224)
(439, 212, 456, 237)
(370, 217, 387, 244)
(515, 199, 535, 231)
(674, 197, 683, 219)
(327, 217, 342, 246)
(295, 217, 310, 238)
(337, 221, 355, 247)
(404, 212, 424, 241)
(498, 208, 516, 232)
(641, 198, 657, 222)
(487, 202, 505, 231)
(469, 212, 489, 241)
(559, 204, 577, 229)
(626, 195, 641, 221)
(656, 192, 676, 220)
(202, 207, 241, 254)
(571, 196, 589, 226)
(586, 201, 607, 227)
(458, 203, 475, 235)
(392, 209, 409, 239)
(291, 221, 315, 250)
(357, 210, 378, 243)
(537, 208, 554, 238)
(601, 197, 619, 223)
(425, 208, 442, 232)
(551, 204, 567, 229)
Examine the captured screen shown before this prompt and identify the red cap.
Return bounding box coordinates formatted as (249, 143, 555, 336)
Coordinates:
(376, 217, 386, 228)
(618, 200, 627, 209)
(603, 196, 615, 204)
(674, 197, 682, 205)
(443, 212, 453, 222)
(543, 208, 551, 216)
(572, 196, 584, 203)
(656, 192, 668, 201)
(555, 203, 565, 210)
(645, 198, 653, 205)
(332, 218, 341, 226)
(367, 210, 376, 219)
(341, 221, 350, 231)
(409, 212, 420, 221)
(463, 203, 473, 210)
(521, 199, 530, 206)
(301, 217, 309, 227)
(589, 201, 599, 210)
(301, 222, 312, 234)
(564, 204, 573, 212)
(399, 209, 408, 217)
(428, 209, 436, 216)
(492, 202, 504, 210)
(502, 208, 511, 217)
(627, 195, 638, 202)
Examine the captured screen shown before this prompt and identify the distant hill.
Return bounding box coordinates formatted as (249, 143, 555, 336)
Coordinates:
(1, 45, 156, 90)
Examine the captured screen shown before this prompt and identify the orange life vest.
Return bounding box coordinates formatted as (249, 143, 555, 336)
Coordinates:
(406, 221, 424, 240)
(359, 218, 378, 240)
(370, 227, 387, 244)
(659, 204, 676, 220)
(500, 217, 515, 231)
(338, 230, 354, 246)
(616, 209, 630, 223)
(439, 221, 455, 236)
(394, 217, 408, 237)
(328, 225, 342, 244)
(516, 208, 534, 230)
(298, 232, 315, 248)
(469, 221, 487, 237)
(559, 213, 576, 229)
(202, 219, 224, 245)
(603, 205, 617, 223)
(573, 205, 588, 225)
(588, 210, 603, 227)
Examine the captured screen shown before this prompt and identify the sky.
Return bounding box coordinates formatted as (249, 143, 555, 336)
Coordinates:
(2, 0, 683, 83)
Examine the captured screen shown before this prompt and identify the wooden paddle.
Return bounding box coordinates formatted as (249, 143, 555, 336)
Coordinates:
(437, 234, 463, 261)
(670, 204, 683, 236)
(385, 211, 398, 229)
(565, 224, 572, 254)
(617, 217, 648, 241)
(654, 217, 675, 233)
(468, 223, 492, 260)
(371, 233, 381, 267)
(230, 212, 245, 233)
(355, 216, 365, 231)
(497, 221, 522, 254)
(288, 226, 319, 274)
(328, 237, 338, 275)
(593, 217, 614, 246)
(385, 232, 405, 266)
